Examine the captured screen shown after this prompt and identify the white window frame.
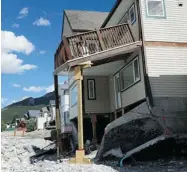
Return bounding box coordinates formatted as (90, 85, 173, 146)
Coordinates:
(70, 84, 77, 107)
(87, 79, 96, 100)
(120, 57, 140, 91)
(146, 0, 166, 18)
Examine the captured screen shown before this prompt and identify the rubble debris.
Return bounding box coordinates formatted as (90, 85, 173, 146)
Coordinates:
(119, 134, 187, 167)
(96, 112, 163, 160)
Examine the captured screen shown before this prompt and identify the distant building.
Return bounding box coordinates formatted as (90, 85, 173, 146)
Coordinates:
(24, 110, 41, 119)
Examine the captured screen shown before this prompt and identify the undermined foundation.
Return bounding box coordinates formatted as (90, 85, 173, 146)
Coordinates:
(95, 101, 187, 161)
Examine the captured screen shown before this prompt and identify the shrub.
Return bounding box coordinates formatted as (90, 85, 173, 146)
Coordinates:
(25, 118, 37, 132)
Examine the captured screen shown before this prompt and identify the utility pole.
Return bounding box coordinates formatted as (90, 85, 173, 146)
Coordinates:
(54, 75, 61, 159)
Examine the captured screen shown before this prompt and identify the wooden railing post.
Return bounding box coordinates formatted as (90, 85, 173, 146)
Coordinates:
(127, 20, 135, 42)
(96, 29, 106, 51)
(63, 36, 72, 60)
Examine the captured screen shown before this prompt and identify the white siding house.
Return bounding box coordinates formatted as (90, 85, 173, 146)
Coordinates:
(139, 0, 187, 109)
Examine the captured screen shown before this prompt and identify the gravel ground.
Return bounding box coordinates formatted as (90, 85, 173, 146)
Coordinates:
(1, 131, 187, 172)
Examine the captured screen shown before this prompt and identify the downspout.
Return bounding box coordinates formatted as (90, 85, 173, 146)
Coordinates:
(136, 0, 154, 107)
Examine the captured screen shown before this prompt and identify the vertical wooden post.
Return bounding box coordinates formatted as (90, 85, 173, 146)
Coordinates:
(74, 66, 84, 150)
(96, 29, 106, 51)
(54, 75, 61, 158)
(91, 115, 97, 144)
(69, 65, 90, 164)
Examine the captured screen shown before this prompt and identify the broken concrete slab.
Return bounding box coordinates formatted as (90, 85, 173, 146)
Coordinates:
(95, 101, 187, 162)
(119, 134, 187, 167)
(95, 102, 164, 160)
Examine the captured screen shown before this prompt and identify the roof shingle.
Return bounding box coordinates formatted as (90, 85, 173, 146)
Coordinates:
(64, 10, 109, 31)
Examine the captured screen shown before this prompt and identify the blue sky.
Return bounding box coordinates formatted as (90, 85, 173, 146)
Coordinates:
(1, 0, 115, 107)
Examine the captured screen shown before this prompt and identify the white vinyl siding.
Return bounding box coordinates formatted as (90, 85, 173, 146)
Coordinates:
(145, 46, 187, 97)
(140, 0, 187, 42)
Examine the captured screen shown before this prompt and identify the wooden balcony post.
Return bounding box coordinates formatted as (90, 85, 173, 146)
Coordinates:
(96, 29, 106, 51)
(127, 20, 135, 42)
(63, 36, 72, 60)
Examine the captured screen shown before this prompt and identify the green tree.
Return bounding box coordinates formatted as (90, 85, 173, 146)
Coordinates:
(11, 113, 19, 124)
(1, 120, 6, 131)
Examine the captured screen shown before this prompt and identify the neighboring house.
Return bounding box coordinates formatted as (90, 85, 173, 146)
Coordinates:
(37, 107, 51, 130)
(54, 1, 187, 143)
(41, 107, 51, 122)
(6, 123, 10, 129)
(49, 100, 56, 122)
(24, 110, 41, 119)
(58, 81, 70, 133)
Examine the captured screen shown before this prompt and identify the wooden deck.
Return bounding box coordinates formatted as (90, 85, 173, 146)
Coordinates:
(55, 22, 135, 69)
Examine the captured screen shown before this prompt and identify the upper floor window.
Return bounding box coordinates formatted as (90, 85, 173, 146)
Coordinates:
(120, 57, 140, 91)
(146, 0, 166, 18)
(119, 3, 136, 25)
(129, 3, 136, 24)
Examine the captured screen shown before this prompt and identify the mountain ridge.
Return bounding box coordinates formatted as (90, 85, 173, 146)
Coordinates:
(1, 91, 55, 123)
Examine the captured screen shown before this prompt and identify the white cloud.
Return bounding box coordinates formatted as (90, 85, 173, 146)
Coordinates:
(17, 7, 28, 19)
(39, 50, 46, 54)
(12, 83, 21, 88)
(23, 84, 54, 93)
(21, 96, 29, 100)
(12, 23, 20, 28)
(1, 30, 37, 74)
(45, 84, 54, 93)
(2, 30, 35, 54)
(23, 86, 44, 93)
(33, 17, 51, 26)
(11, 100, 17, 103)
(1, 97, 8, 105)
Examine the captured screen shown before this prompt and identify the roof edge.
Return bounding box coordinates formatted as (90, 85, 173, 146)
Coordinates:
(101, 0, 122, 28)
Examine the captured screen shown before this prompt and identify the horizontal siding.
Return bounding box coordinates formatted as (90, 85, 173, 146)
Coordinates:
(140, 0, 187, 42)
(105, 0, 140, 41)
(145, 46, 187, 97)
(84, 76, 111, 113)
(121, 50, 146, 107)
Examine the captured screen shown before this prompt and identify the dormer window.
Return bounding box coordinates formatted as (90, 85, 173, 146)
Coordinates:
(146, 0, 166, 18)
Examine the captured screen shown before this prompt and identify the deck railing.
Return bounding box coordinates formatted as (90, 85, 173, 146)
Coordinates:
(55, 22, 135, 69)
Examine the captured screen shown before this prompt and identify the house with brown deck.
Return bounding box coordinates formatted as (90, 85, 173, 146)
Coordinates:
(54, 0, 187, 145)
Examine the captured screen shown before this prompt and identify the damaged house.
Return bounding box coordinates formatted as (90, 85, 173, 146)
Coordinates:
(54, 0, 187, 160)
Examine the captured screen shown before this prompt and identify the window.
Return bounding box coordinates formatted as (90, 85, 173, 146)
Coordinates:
(129, 3, 136, 24)
(87, 79, 96, 100)
(120, 57, 140, 90)
(70, 85, 77, 106)
(146, 0, 166, 17)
